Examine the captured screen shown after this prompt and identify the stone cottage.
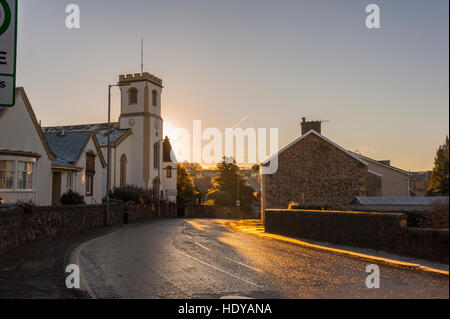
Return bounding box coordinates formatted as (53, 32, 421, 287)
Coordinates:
(261, 118, 410, 213)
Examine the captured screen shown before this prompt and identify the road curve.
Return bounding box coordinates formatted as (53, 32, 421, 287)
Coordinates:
(70, 219, 449, 299)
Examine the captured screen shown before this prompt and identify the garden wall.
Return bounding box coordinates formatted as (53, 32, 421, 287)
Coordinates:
(264, 209, 449, 263)
(0, 203, 176, 255)
(185, 205, 254, 219)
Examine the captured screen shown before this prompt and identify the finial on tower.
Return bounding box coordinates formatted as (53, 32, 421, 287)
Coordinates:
(141, 38, 144, 74)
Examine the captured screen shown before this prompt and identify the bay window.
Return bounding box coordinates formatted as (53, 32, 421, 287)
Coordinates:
(17, 161, 33, 190)
(0, 160, 14, 189)
(0, 159, 34, 191)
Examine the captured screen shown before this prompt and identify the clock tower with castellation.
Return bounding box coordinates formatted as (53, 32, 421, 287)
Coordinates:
(117, 72, 164, 195)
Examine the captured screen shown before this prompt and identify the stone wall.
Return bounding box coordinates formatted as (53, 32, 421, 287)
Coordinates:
(0, 204, 119, 255)
(262, 133, 368, 211)
(126, 204, 177, 220)
(264, 209, 449, 263)
(185, 205, 254, 219)
(0, 203, 176, 255)
(279, 203, 445, 228)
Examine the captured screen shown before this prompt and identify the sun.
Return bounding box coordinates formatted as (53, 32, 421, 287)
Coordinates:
(163, 120, 176, 141)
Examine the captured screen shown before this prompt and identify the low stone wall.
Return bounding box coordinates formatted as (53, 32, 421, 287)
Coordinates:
(399, 227, 449, 263)
(272, 203, 448, 229)
(185, 205, 253, 219)
(0, 203, 177, 255)
(291, 203, 437, 213)
(126, 204, 177, 221)
(264, 209, 449, 263)
(0, 204, 121, 255)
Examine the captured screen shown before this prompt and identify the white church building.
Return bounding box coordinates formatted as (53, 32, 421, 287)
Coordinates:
(0, 72, 177, 206)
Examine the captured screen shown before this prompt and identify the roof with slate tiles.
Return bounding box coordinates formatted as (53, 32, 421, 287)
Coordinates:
(43, 131, 92, 163)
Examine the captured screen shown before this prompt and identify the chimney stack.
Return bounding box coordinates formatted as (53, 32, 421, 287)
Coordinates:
(301, 117, 322, 135)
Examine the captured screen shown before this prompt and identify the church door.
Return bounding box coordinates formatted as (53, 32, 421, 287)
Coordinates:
(51, 172, 62, 205)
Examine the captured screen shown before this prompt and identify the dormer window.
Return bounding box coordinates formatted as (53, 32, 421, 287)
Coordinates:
(128, 88, 138, 105)
(152, 90, 158, 106)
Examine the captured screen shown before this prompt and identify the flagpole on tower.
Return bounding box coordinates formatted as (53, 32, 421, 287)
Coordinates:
(141, 38, 144, 74)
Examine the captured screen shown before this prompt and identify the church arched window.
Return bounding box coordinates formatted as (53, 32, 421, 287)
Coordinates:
(153, 142, 160, 169)
(128, 88, 138, 105)
(152, 90, 158, 106)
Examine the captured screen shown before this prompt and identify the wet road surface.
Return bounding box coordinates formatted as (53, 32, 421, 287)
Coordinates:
(71, 219, 449, 298)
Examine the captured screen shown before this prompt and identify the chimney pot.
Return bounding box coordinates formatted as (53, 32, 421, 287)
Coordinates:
(300, 118, 321, 135)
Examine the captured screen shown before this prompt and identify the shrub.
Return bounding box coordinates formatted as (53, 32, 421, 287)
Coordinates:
(109, 185, 152, 206)
(428, 198, 449, 229)
(60, 190, 85, 205)
(206, 190, 233, 206)
(202, 199, 215, 206)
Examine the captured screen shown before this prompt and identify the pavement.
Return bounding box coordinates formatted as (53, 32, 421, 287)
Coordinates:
(227, 220, 450, 274)
(0, 222, 137, 298)
(69, 219, 448, 299)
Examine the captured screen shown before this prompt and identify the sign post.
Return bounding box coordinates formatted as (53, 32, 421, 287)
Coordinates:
(0, 0, 17, 107)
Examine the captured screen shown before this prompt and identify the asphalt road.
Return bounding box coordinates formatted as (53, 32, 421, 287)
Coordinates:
(70, 219, 449, 299)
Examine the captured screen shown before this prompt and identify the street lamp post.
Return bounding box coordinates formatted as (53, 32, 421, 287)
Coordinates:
(106, 83, 130, 226)
(236, 175, 240, 207)
(157, 137, 162, 217)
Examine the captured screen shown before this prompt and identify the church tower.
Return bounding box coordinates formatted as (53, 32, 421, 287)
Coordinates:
(118, 73, 164, 194)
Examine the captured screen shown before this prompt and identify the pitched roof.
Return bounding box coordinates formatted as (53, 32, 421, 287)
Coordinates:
(163, 136, 177, 163)
(409, 171, 432, 181)
(43, 123, 131, 148)
(353, 196, 449, 206)
(43, 131, 92, 163)
(261, 130, 368, 166)
(95, 128, 131, 147)
(44, 122, 118, 131)
(51, 158, 81, 171)
(351, 152, 410, 176)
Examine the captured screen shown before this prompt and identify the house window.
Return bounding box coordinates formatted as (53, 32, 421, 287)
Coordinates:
(128, 88, 138, 105)
(153, 142, 160, 169)
(0, 160, 14, 189)
(152, 90, 158, 106)
(167, 166, 172, 178)
(67, 172, 73, 190)
(86, 174, 93, 196)
(17, 161, 33, 190)
(85, 152, 96, 196)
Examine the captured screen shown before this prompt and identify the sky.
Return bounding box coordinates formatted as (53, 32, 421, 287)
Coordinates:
(14, 0, 449, 171)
